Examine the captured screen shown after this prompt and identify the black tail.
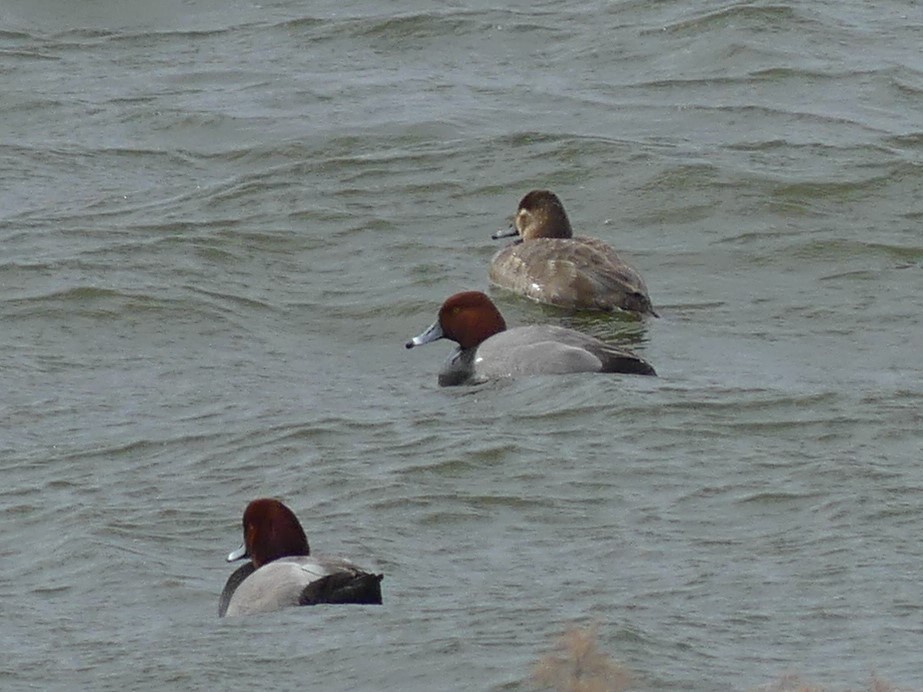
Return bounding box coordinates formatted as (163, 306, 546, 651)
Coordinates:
(610, 355, 657, 377)
(299, 572, 384, 606)
(598, 350, 657, 376)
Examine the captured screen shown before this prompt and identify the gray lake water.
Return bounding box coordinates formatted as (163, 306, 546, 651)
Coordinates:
(2, 1, 922, 690)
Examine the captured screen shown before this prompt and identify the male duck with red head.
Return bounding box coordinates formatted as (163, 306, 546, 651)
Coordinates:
(406, 291, 656, 386)
(219, 498, 382, 617)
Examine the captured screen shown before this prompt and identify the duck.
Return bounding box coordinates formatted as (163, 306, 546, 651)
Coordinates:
(489, 189, 658, 316)
(405, 291, 656, 386)
(219, 498, 383, 617)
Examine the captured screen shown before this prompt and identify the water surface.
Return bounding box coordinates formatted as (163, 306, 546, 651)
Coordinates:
(1, 1, 922, 690)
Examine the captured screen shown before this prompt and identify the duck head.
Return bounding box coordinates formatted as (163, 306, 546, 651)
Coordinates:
(405, 291, 507, 351)
(227, 498, 311, 568)
(492, 189, 574, 241)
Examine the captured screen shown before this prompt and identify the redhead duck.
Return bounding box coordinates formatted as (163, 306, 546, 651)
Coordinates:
(219, 498, 382, 617)
(489, 190, 658, 316)
(405, 291, 656, 386)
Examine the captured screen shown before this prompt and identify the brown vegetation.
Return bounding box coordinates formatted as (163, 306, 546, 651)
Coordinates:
(753, 673, 918, 692)
(530, 626, 917, 692)
(531, 624, 633, 692)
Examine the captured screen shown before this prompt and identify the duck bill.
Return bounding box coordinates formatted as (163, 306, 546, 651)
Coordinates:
(227, 543, 249, 562)
(405, 320, 444, 349)
(491, 224, 519, 240)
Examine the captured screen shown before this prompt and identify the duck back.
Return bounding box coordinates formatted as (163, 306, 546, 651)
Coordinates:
(489, 236, 655, 315)
(222, 556, 382, 617)
(475, 325, 656, 378)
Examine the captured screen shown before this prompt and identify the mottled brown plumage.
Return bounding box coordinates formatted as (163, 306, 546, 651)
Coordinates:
(490, 190, 657, 316)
